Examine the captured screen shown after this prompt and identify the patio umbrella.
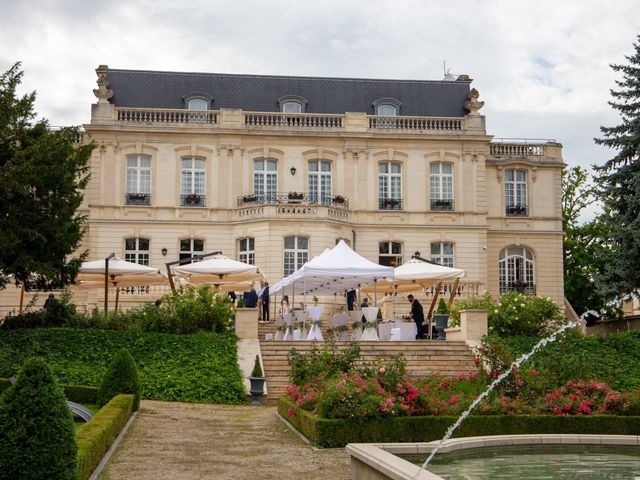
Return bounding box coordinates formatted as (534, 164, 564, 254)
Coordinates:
(78, 256, 160, 313)
(171, 254, 263, 289)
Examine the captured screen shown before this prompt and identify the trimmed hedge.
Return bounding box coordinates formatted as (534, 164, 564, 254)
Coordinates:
(97, 349, 141, 410)
(1, 378, 98, 404)
(278, 397, 640, 448)
(75, 394, 134, 480)
(0, 328, 246, 404)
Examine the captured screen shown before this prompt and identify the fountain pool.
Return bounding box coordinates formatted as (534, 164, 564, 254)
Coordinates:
(346, 434, 640, 480)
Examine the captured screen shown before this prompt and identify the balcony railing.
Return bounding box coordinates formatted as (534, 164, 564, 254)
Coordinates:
(490, 139, 552, 157)
(180, 194, 206, 207)
(125, 193, 151, 206)
(505, 204, 528, 216)
(236, 193, 349, 208)
(500, 281, 536, 295)
(378, 198, 403, 210)
(244, 112, 344, 129)
(368, 115, 463, 131)
(116, 107, 218, 125)
(430, 199, 455, 211)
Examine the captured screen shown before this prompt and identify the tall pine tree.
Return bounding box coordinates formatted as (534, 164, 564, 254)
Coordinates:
(594, 35, 640, 297)
(0, 63, 94, 290)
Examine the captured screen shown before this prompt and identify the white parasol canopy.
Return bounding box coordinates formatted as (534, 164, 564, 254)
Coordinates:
(171, 254, 264, 287)
(77, 257, 162, 312)
(361, 257, 465, 294)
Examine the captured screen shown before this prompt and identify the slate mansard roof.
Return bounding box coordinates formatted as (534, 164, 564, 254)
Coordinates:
(106, 68, 472, 117)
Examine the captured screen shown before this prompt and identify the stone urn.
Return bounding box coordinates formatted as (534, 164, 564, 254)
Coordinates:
(248, 376, 266, 405)
(433, 314, 449, 340)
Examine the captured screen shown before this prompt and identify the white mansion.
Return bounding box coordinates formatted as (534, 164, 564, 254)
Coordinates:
(74, 65, 564, 310)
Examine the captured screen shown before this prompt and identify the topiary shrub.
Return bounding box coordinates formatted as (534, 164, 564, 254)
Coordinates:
(97, 349, 142, 411)
(0, 358, 77, 480)
(251, 355, 263, 377)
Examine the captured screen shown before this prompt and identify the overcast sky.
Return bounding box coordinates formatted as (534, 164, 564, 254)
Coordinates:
(1, 0, 638, 217)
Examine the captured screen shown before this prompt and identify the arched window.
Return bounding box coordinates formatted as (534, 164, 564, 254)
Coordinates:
(187, 98, 208, 110)
(284, 236, 308, 276)
(308, 160, 332, 204)
(430, 162, 454, 211)
(180, 156, 206, 206)
(505, 169, 528, 216)
(282, 101, 303, 113)
(253, 158, 278, 203)
(125, 238, 150, 265)
(376, 104, 397, 116)
(378, 162, 402, 210)
(179, 238, 204, 262)
(238, 237, 255, 265)
(499, 246, 535, 294)
(379, 241, 402, 267)
(431, 242, 454, 267)
(125, 155, 151, 205)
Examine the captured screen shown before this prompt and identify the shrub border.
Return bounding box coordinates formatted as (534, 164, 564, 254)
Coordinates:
(278, 397, 640, 448)
(1, 377, 97, 403)
(75, 394, 134, 480)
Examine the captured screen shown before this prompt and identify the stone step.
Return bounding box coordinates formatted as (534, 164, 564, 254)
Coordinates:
(259, 338, 477, 401)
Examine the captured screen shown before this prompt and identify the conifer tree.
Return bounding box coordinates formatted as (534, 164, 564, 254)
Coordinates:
(0, 63, 93, 290)
(594, 35, 640, 296)
(0, 358, 77, 479)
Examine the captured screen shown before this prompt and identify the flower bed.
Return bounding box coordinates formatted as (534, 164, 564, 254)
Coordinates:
(278, 338, 640, 447)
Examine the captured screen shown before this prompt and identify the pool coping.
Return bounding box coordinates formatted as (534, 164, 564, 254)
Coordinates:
(345, 434, 640, 480)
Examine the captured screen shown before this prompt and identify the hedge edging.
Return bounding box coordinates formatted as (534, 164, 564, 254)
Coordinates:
(75, 393, 134, 480)
(1, 377, 98, 403)
(278, 397, 640, 448)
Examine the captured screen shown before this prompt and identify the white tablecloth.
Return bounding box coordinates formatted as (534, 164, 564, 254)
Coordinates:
(378, 321, 417, 341)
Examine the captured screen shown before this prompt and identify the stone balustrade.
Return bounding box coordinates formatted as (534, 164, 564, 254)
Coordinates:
(368, 115, 463, 131)
(244, 111, 344, 129)
(490, 142, 547, 157)
(115, 107, 218, 125)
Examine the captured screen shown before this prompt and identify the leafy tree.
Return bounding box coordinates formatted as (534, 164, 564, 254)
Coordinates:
(0, 358, 77, 479)
(594, 35, 640, 297)
(562, 166, 612, 315)
(0, 62, 93, 290)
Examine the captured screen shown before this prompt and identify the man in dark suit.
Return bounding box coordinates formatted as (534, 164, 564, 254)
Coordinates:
(407, 294, 425, 339)
(260, 281, 270, 322)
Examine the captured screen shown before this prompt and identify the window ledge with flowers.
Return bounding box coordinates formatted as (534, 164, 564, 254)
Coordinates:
(288, 191, 304, 202)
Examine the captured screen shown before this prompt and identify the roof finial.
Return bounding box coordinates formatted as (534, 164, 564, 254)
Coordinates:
(93, 65, 113, 104)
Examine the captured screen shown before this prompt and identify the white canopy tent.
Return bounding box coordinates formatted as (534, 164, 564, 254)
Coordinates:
(271, 240, 393, 297)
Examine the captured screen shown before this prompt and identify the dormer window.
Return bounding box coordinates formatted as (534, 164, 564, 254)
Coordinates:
(372, 98, 402, 116)
(277, 95, 307, 113)
(377, 104, 397, 116)
(183, 92, 213, 110)
(188, 98, 208, 110)
(282, 101, 302, 113)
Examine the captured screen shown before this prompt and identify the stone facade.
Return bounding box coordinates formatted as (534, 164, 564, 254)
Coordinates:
(3, 66, 566, 315)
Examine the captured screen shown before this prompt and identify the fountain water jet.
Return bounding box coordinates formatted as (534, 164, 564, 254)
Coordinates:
(412, 320, 579, 480)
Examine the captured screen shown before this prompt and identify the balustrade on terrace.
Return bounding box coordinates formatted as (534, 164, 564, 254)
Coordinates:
(112, 107, 467, 134)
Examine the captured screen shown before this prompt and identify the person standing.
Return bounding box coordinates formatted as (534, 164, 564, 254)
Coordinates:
(243, 285, 258, 308)
(280, 295, 291, 315)
(407, 294, 425, 339)
(260, 281, 270, 322)
(346, 289, 356, 311)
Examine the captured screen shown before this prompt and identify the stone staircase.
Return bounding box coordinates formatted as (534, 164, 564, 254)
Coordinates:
(257, 320, 477, 403)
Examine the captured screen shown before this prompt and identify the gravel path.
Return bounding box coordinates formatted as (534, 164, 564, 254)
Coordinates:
(100, 400, 351, 480)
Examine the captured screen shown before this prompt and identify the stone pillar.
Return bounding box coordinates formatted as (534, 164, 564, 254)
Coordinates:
(459, 308, 488, 346)
(235, 308, 259, 339)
